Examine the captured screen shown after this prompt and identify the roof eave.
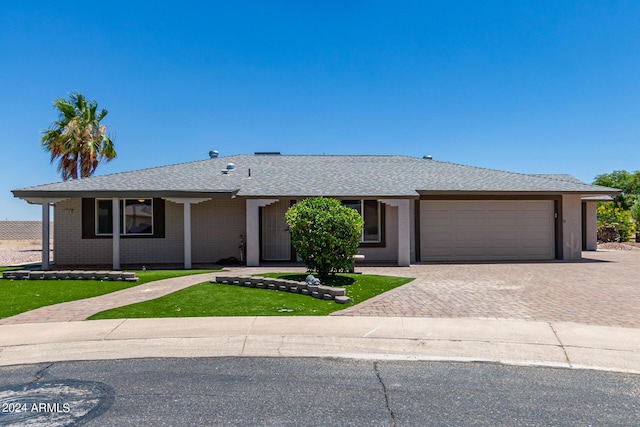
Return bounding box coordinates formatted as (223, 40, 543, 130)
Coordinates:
(12, 189, 239, 202)
(416, 190, 622, 196)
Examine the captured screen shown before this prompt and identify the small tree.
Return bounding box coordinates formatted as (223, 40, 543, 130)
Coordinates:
(593, 170, 640, 209)
(596, 203, 634, 242)
(285, 197, 363, 280)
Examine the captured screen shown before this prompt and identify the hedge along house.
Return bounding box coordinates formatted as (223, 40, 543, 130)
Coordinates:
(12, 153, 619, 270)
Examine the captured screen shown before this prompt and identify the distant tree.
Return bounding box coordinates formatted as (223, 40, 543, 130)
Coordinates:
(41, 92, 116, 180)
(596, 203, 634, 242)
(593, 170, 640, 209)
(630, 199, 640, 242)
(285, 197, 363, 280)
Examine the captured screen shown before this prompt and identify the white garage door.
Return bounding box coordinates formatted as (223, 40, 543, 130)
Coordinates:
(420, 200, 555, 261)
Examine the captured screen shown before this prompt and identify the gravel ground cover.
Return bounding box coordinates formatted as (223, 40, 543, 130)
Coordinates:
(0, 240, 50, 266)
(597, 242, 640, 250)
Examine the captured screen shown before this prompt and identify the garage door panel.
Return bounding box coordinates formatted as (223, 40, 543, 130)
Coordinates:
(462, 233, 488, 242)
(487, 217, 520, 228)
(521, 247, 553, 257)
(455, 248, 488, 257)
(427, 218, 454, 228)
(421, 200, 554, 261)
(487, 201, 519, 211)
(486, 247, 522, 256)
(528, 219, 554, 228)
(490, 230, 518, 240)
(453, 217, 486, 227)
(487, 239, 522, 248)
(427, 202, 455, 211)
(456, 201, 484, 210)
(520, 230, 552, 240)
(422, 248, 454, 258)
(456, 240, 487, 248)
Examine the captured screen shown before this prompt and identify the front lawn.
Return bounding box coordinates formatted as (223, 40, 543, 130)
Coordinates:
(0, 266, 28, 273)
(89, 273, 413, 319)
(0, 269, 220, 319)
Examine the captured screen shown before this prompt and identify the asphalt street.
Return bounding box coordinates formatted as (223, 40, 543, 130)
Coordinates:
(1, 358, 638, 426)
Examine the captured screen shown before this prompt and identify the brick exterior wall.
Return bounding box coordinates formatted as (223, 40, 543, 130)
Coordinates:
(191, 199, 246, 263)
(54, 199, 111, 265)
(53, 197, 398, 266)
(53, 198, 245, 266)
(53, 199, 184, 265)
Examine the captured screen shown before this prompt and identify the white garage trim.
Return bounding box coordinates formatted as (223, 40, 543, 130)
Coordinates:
(420, 200, 555, 261)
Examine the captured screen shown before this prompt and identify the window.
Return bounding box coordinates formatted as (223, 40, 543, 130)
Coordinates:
(124, 199, 154, 234)
(343, 199, 382, 243)
(96, 199, 114, 235)
(96, 199, 154, 236)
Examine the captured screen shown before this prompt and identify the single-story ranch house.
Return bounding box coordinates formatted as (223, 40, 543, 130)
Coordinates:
(12, 153, 619, 270)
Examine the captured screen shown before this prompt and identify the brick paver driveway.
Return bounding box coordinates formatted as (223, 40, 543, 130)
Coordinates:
(334, 250, 640, 328)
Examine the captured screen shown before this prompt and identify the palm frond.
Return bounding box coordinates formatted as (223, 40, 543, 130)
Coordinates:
(41, 92, 117, 180)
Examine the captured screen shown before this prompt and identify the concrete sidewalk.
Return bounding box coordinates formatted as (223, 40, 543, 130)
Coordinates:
(1, 317, 639, 374)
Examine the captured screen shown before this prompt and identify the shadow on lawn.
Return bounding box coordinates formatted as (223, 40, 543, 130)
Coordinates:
(274, 274, 356, 287)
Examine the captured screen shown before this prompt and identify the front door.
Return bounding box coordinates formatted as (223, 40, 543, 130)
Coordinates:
(261, 201, 291, 261)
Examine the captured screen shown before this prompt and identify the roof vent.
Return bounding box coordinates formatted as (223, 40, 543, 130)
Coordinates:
(423, 155, 433, 160)
(254, 152, 281, 156)
(221, 163, 235, 174)
(209, 150, 219, 158)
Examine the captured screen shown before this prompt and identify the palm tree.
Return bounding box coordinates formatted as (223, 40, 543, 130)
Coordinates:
(41, 92, 116, 180)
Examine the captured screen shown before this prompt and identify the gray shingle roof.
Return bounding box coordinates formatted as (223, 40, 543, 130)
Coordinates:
(12, 154, 619, 198)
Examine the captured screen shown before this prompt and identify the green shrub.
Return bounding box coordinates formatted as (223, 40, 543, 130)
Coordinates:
(285, 197, 363, 279)
(596, 203, 634, 242)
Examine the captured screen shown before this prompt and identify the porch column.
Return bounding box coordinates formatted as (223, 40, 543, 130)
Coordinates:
(562, 194, 583, 260)
(165, 198, 211, 269)
(379, 199, 411, 267)
(584, 201, 598, 251)
(112, 198, 120, 270)
(183, 202, 192, 269)
(41, 203, 50, 270)
(246, 199, 279, 267)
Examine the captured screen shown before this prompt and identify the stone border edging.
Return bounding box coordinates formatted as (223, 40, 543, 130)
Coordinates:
(213, 276, 351, 304)
(1, 270, 138, 282)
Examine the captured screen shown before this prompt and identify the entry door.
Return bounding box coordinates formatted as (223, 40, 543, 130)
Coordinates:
(261, 202, 291, 261)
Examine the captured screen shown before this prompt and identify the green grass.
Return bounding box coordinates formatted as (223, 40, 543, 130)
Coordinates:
(0, 265, 30, 272)
(0, 269, 220, 319)
(88, 273, 413, 319)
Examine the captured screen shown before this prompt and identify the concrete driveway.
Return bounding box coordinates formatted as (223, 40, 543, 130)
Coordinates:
(334, 250, 640, 328)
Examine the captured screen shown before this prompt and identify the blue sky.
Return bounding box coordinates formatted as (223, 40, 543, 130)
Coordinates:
(1, 1, 639, 220)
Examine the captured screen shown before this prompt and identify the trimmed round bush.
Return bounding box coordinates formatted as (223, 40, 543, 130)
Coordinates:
(285, 197, 364, 279)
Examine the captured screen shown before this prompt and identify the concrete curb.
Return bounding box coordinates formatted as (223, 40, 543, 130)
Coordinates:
(0, 317, 638, 374)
